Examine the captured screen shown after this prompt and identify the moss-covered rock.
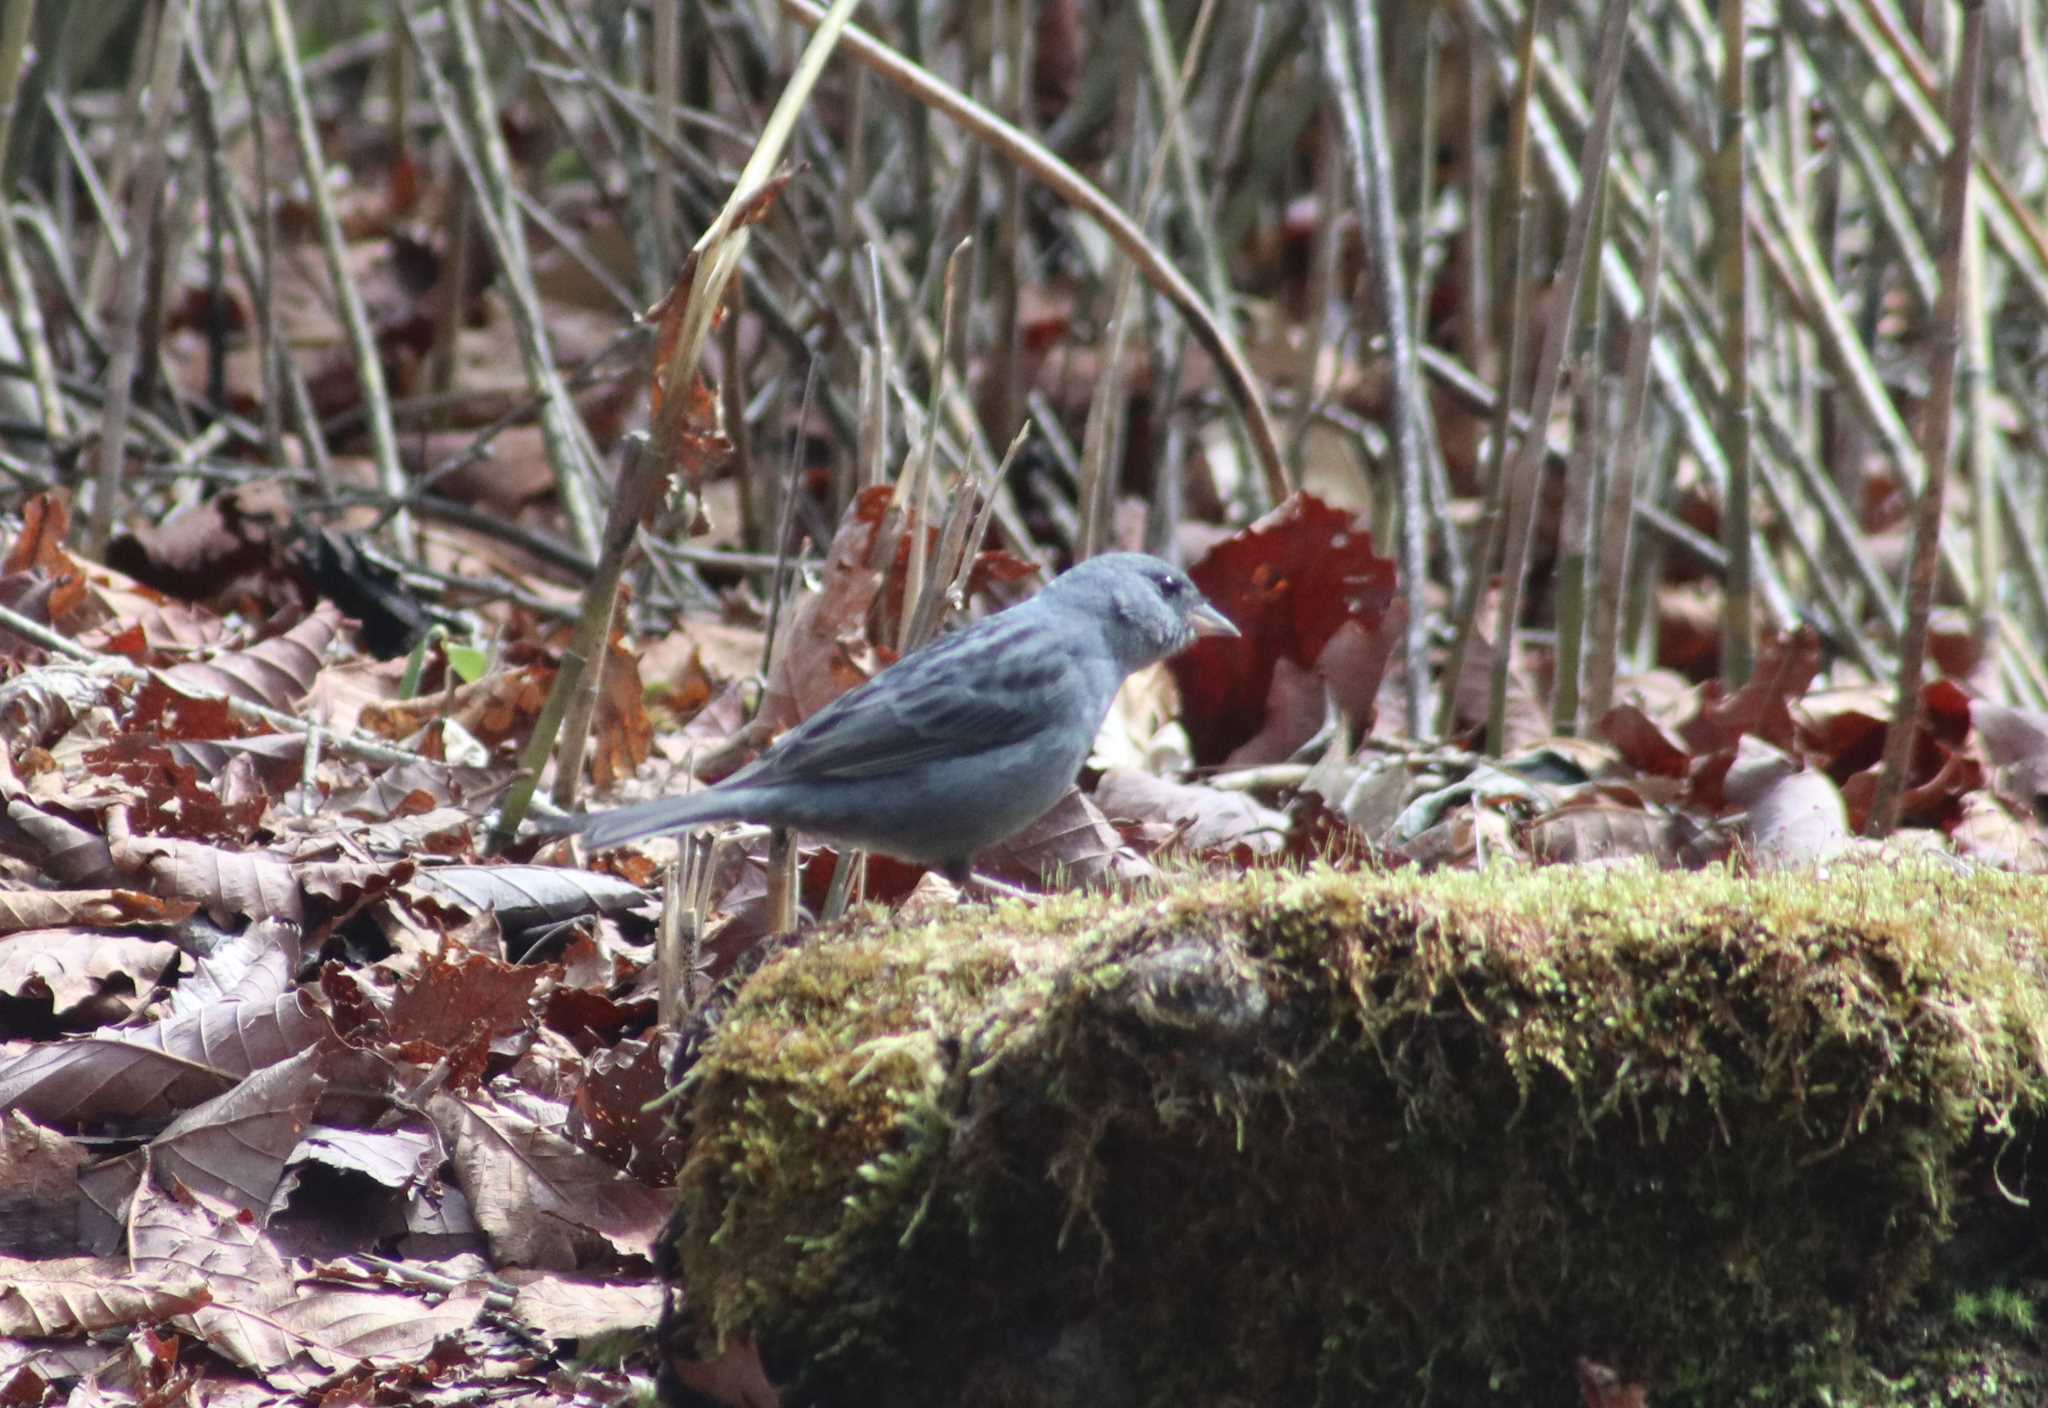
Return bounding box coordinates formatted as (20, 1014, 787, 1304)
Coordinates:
(664, 861, 2048, 1406)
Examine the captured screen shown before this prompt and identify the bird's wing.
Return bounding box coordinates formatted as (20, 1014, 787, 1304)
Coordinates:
(739, 610, 1079, 784)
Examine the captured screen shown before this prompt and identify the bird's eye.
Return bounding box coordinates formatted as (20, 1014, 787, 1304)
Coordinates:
(1160, 576, 1186, 598)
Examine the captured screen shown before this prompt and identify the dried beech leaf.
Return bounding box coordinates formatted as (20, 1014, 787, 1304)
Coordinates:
(588, 637, 654, 789)
(327, 761, 518, 822)
(1974, 699, 2048, 822)
(426, 1088, 669, 1269)
(757, 485, 899, 734)
(0, 664, 117, 755)
(0, 1111, 88, 1259)
(0, 1256, 209, 1338)
(1725, 735, 1851, 867)
(569, 1033, 682, 1184)
(111, 833, 302, 926)
(980, 788, 1141, 887)
(131, 1176, 486, 1387)
(149, 1046, 329, 1219)
(0, 892, 199, 938)
(159, 604, 342, 710)
(1524, 795, 1672, 864)
(285, 1124, 436, 1192)
(669, 1334, 778, 1408)
(1094, 770, 1289, 856)
(403, 864, 648, 930)
(0, 937, 327, 1123)
(502, 1270, 661, 1340)
(0, 930, 180, 1016)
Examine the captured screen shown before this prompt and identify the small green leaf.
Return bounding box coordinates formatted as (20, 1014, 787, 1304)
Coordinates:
(445, 642, 490, 684)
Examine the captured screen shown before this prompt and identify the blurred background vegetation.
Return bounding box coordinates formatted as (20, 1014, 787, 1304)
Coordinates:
(1, 0, 2043, 759)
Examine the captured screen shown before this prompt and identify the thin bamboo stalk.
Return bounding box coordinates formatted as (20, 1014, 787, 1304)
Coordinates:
(1487, 0, 1632, 757)
(1868, 0, 1985, 835)
(1323, 0, 1439, 736)
(1712, 0, 1754, 685)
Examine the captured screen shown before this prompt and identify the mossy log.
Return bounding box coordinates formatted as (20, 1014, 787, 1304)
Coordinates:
(663, 862, 2048, 1406)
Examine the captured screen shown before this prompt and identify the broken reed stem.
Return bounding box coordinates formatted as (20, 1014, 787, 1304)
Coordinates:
(1077, 121, 1145, 562)
(983, 0, 1030, 453)
(502, 0, 864, 846)
(1837, 0, 2048, 320)
(414, 0, 605, 559)
(1134, 0, 1234, 335)
(87, 0, 192, 555)
(260, 0, 415, 558)
(1961, 175, 1999, 676)
(1078, 0, 1218, 560)
(0, 0, 64, 446)
(1584, 194, 1666, 724)
(1485, 0, 1631, 758)
(1552, 189, 1607, 739)
(1322, 0, 1438, 738)
(777, 0, 1292, 511)
(1868, 0, 1984, 837)
(221, 0, 323, 483)
(651, 0, 681, 273)
(497, 432, 665, 846)
(899, 237, 969, 649)
(1437, 0, 1542, 741)
(1557, 174, 1614, 737)
(1713, 0, 1755, 687)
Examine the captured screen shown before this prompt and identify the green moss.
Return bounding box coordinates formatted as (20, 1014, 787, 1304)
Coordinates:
(1836, 1276, 2048, 1407)
(666, 860, 2048, 1406)
(1954, 1287, 2039, 1336)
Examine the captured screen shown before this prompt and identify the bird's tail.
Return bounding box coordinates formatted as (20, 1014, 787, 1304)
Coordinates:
(535, 790, 753, 851)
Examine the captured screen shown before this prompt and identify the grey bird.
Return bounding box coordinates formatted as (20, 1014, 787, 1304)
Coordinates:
(547, 552, 1237, 882)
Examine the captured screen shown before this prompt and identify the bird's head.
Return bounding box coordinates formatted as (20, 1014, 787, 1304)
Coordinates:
(1040, 552, 1239, 672)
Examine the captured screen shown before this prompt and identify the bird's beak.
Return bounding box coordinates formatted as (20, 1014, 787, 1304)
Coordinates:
(1188, 602, 1240, 638)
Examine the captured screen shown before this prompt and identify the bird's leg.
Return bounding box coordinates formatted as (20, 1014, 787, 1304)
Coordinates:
(819, 848, 864, 921)
(767, 826, 798, 933)
(963, 870, 1039, 903)
(941, 857, 1036, 902)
